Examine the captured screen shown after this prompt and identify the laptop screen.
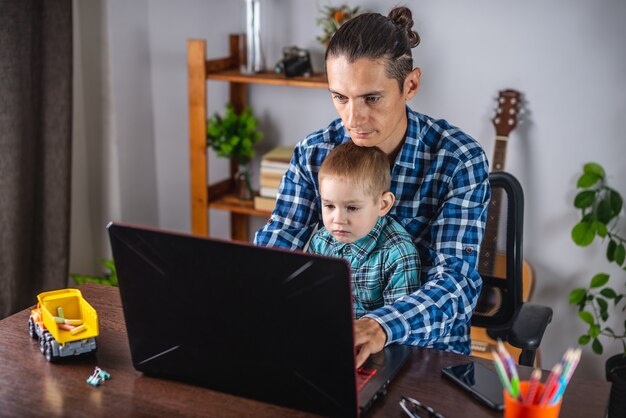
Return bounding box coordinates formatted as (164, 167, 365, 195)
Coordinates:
(108, 222, 360, 417)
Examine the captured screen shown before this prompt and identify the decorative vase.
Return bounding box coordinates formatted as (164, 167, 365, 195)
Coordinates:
(235, 162, 253, 201)
(242, 0, 264, 74)
(606, 353, 626, 418)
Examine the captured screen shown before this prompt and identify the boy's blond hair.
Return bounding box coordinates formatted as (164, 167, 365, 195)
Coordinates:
(318, 141, 391, 200)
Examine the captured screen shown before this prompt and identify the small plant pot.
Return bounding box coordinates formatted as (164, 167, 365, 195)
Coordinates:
(606, 353, 626, 418)
(235, 163, 253, 201)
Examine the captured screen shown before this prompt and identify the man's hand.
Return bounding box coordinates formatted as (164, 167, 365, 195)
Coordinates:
(354, 317, 387, 368)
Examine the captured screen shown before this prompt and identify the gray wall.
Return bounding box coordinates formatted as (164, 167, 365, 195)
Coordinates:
(72, 0, 626, 380)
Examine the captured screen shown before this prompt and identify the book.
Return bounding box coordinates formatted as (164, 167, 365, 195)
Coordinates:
(258, 146, 292, 198)
(260, 186, 279, 198)
(259, 146, 291, 193)
(260, 171, 283, 181)
(254, 196, 276, 212)
(262, 146, 293, 163)
(260, 175, 282, 189)
(260, 163, 289, 174)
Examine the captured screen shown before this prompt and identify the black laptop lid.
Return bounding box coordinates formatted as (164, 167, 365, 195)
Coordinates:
(108, 222, 359, 417)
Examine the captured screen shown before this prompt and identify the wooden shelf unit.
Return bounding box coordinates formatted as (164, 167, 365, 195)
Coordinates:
(187, 35, 328, 241)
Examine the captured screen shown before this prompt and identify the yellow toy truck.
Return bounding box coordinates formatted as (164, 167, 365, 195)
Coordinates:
(28, 289, 99, 362)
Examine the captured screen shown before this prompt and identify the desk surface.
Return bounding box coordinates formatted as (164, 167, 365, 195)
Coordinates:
(0, 284, 610, 417)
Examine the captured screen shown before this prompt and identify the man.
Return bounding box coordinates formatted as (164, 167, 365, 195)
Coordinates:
(254, 6, 490, 367)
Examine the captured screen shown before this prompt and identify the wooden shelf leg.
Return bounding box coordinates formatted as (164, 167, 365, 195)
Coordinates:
(231, 214, 248, 242)
(188, 39, 208, 236)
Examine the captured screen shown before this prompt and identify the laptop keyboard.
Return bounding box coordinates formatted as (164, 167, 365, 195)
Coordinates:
(356, 367, 377, 391)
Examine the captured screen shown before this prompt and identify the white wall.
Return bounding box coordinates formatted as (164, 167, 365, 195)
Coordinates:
(71, 0, 626, 380)
(72, 0, 117, 275)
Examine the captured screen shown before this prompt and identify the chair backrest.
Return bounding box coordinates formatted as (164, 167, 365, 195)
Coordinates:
(472, 171, 524, 330)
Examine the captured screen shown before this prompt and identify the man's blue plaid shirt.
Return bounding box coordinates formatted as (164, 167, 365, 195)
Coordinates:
(254, 106, 490, 355)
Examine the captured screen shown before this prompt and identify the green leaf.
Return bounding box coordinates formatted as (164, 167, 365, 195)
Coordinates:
(578, 335, 590, 345)
(592, 338, 603, 355)
(590, 324, 601, 338)
(600, 287, 618, 299)
(616, 294, 624, 306)
(206, 104, 263, 160)
(608, 240, 617, 262)
(598, 299, 609, 321)
(615, 244, 626, 266)
(578, 310, 595, 325)
(577, 172, 601, 188)
(572, 221, 595, 246)
(207, 125, 219, 138)
(100, 258, 116, 274)
(590, 273, 610, 288)
(584, 162, 605, 179)
(70, 257, 118, 287)
(574, 191, 596, 209)
(605, 327, 616, 337)
(593, 221, 608, 237)
(608, 188, 623, 215)
(569, 288, 587, 304)
(597, 199, 614, 224)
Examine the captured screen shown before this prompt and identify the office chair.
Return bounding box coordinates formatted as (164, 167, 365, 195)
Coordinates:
(470, 172, 553, 367)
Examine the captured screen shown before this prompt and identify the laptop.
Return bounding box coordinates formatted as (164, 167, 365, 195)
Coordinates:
(107, 222, 410, 417)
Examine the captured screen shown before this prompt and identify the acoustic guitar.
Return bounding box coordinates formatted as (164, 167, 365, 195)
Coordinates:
(470, 89, 537, 364)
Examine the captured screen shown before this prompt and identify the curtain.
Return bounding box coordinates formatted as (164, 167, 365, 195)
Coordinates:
(0, 1, 73, 318)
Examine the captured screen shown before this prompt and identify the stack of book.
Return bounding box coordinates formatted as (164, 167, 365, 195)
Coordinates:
(254, 146, 293, 211)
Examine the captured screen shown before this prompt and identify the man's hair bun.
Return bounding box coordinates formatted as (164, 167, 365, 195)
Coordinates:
(389, 6, 420, 48)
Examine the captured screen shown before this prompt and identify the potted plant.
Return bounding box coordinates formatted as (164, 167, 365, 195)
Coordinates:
(206, 104, 263, 200)
(316, 4, 360, 48)
(569, 162, 625, 416)
(71, 258, 118, 287)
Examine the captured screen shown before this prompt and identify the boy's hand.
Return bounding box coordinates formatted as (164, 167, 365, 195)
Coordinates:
(354, 318, 387, 368)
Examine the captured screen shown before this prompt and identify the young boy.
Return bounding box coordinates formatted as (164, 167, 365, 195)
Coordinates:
(307, 141, 421, 319)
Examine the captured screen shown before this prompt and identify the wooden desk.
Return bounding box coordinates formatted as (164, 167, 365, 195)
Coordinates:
(0, 284, 610, 417)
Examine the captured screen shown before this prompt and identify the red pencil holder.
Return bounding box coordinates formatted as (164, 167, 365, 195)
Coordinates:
(504, 381, 562, 418)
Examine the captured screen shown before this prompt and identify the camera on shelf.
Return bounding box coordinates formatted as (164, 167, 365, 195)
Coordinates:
(274, 46, 313, 78)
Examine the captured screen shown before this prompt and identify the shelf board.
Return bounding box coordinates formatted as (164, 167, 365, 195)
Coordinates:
(206, 70, 328, 89)
(208, 193, 272, 217)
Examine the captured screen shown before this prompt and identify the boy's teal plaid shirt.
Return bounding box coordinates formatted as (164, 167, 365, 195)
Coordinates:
(254, 106, 490, 355)
(308, 216, 421, 320)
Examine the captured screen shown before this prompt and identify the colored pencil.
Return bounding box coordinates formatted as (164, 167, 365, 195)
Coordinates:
(538, 363, 562, 405)
(564, 348, 582, 382)
(551, 348, 582, 404)
(492, 349, 514, 397)
(497, 340, 520, 400)
(523, 368, 542, 405)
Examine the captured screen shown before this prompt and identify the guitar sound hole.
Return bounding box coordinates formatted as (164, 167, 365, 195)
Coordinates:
(475, 287, 502, 317)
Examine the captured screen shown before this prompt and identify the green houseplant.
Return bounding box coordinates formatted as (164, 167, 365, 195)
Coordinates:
(207, 104, 263, 200)
(70, 258, 118, 287)
(569, 162, 625, 355)
(569, 162, 626, 416)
